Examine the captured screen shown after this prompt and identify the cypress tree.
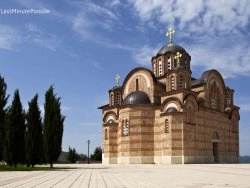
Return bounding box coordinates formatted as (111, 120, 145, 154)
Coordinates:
(90, 146, 102, 161)
(0, 75, 8, 161)
(26, 94, 43, 167)
(43, 86, 65, 168)
(4, 90, 25, 166)
(67, 146, 78, 163)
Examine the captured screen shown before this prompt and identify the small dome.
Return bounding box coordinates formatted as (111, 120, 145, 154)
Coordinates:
(123, 91, 151, 105)
(157, 44, 186, 55)
(172, 66, 185, 71)
(107, 119, 115, 124)
(111, 86, 121, 90)
(166, 107, 178, 112)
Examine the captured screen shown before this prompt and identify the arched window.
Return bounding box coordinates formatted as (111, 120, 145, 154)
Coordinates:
(136, 79, 139, 91)
(153, 61, 156, 75)
(190, 107, 194, 123)
(159, 59, 163, 76)
(232, 117, 238, 132)
(224, 92, 228, 107)
(186, 106, 191, 123)
(224, 90, 233, 108)
(185, 60, 188, 70)
(105, 129, 108, 140)
(115, 94, 120, 105)
(210, 82, 219, 110)
(186, 105, 194, 124)
(212, 131, 219, 140)
(167, 57, 171, 70)
(122, 119, 129, 136)
(211, 98, 217, 109)
(165, 119, 170, 133)
(110, 94, 114, 106)
(170, 75, 175, 90)
(179, 75, 183, 89)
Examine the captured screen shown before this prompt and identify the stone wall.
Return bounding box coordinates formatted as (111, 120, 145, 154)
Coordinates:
(117, 105, 155, 164)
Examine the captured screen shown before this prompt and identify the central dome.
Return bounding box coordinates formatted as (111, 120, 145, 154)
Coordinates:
(157, 44, 186, 55)
(123, 91, 151, 105)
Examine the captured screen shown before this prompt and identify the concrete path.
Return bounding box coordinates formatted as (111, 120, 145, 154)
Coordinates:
(0, 164, 250, 187)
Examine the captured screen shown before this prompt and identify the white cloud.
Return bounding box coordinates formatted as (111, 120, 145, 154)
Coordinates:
(131, 33, 250, 77)
(70, 0, 121, 40)
(105, 0, 121, 7)
(132, 45, 159, 66)
(0, 23, 62, 52)
(91, 61, 102, 70)
(129, 0, 164, 21)
(61, 105, 72, 112)
(0, 25, 20, 50)
(31, 37, 57, 51)
(25, 23, 62, 51)
(72, 12, 95, 39)
(128, 0, 250, 77)
(15, 0, 48, 9)
(188, 34, 250, 77)
(239, 104, 250, 112)
(129, 0, 250, 35)
(82, 0, 118, 21)
(80, 122, 101, 127)
(105, 42, 134, 51)
(237, 96, 250, 112)
(25, 23, 42, 33)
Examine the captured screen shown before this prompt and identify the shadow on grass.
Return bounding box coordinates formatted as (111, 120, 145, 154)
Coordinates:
(0, 165, 78, 171)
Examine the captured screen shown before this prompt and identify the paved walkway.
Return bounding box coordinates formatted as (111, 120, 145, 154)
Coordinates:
(0, 164, 250, 187)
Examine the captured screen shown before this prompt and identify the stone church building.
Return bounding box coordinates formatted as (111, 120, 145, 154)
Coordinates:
(99, 29, 240, 164)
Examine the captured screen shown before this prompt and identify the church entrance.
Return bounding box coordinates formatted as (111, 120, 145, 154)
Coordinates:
(212, 132, 220, 163)
(213, 142, 219, 163)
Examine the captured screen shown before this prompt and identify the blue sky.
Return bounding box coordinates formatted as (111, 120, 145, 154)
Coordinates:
(0, 0, 250, 156)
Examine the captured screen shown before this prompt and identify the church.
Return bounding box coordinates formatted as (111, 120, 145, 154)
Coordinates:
(99, 29, 240, 164)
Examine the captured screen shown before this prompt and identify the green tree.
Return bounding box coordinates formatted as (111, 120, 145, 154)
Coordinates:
(90, 146, 102, 161)
(25, 94, 43, 167)
(4, 90, 25, 166)
(67, 146, 79, 163)
(78, 153, 87, 161)
(43, 86, 65, 168)
(0, 75, 8, 161)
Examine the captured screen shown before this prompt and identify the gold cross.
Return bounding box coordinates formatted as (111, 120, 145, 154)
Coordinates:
(166, 28, 175, 45)
(115, 74, 120, 86)
(174, 52, 182, 66)
(222, 74, 227, 80)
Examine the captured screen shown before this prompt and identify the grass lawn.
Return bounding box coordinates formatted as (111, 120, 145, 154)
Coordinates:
(0, 165, 67, 171)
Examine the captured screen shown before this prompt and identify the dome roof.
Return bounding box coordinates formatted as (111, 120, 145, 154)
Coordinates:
(157, 44, 186, 55)
(107, 119, 116, 124)
(166, 107, 178, 113)
(109, 86, 122, 91)
(123, 91, 151, 105)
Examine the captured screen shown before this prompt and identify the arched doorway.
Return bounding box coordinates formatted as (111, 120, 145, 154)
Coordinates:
(212, 132, 220, 163)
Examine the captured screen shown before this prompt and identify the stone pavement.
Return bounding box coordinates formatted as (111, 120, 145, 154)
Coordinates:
(0, 164, 250, 187)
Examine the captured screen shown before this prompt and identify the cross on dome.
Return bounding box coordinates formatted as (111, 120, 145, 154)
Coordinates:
(166, 28, 175, 46)
(174, 51, 182, 66)
(115, 74, 120, 86)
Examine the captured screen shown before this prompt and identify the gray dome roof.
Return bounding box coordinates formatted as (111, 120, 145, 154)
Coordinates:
(123, 91, 151, 105)
(157, 44, 186, 55)
(111, 86, 121, 90)
(166, 107, 178, 112)
(107, 119, 116, 124)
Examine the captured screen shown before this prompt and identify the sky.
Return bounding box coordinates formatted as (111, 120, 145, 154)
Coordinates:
(0, 0, 250, 156)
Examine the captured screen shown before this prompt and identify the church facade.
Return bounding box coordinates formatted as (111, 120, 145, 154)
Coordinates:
(99, 29, 240, 164)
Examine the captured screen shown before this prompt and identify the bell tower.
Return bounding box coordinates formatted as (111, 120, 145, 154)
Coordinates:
(109, 74, 122, 106)
(151, 29, 192, 92)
